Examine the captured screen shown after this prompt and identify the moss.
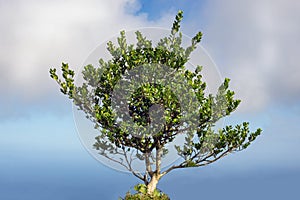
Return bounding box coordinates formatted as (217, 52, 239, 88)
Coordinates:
(120, 184, 170, 200)
(123, 192, 170, 200)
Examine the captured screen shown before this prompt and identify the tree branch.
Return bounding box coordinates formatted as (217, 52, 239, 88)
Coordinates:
(161, 148, 234, 177)
(156, 141, 163, 175)
(145, 152, 153, 184)
(122, 147, 145, 182)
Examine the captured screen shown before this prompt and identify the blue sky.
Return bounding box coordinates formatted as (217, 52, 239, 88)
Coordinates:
(1, 0, 300, 199)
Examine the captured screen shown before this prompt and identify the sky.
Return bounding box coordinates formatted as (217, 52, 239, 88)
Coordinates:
(0, 0, 300, 199)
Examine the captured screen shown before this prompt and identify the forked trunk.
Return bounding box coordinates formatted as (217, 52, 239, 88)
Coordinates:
(146, 143, 163, 195)
(147, 174, 160, 195)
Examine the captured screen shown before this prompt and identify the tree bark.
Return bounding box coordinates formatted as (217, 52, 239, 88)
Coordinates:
(147, 173, 160, 194)
(147, 143, 163, 195)
(145, 152, 152, 184)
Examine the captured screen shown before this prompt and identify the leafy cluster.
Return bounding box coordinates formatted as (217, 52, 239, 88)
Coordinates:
(173, 78, 262, 168)
(49, 10, 208, 156)
(121, 184, 170, 200)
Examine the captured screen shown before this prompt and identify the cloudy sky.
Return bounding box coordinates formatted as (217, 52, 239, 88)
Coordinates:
(0, 0, 299, 199)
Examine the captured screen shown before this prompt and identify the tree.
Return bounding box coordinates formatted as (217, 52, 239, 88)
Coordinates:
(50, 10, 262, 198)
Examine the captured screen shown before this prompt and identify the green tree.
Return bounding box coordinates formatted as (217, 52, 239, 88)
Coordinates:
(50, 10, 261, 198)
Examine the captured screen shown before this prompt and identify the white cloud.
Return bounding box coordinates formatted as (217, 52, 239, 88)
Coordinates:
(0, 0, 176, 118)
(193, 0, 300, 112)
(5, 0, 300, 117)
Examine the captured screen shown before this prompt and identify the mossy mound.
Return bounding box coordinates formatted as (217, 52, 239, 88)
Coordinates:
(124, 192, 170, 200)
(121, 184, 170, 200)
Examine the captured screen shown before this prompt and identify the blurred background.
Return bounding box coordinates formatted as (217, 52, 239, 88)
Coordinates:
(0, 0, 299, 199)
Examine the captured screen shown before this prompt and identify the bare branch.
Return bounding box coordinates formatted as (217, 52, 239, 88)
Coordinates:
(122, 147, 145, 181)
(161, 148, 234, 177)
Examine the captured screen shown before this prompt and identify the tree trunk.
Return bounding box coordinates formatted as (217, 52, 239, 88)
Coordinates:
(147, 143, 163, 195)
(147, 174, 160, 195)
